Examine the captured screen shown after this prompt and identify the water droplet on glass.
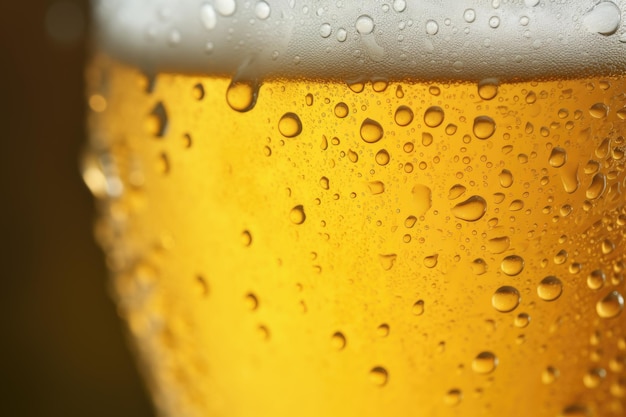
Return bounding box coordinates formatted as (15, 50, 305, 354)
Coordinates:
(464, 9, 476, 23)
(200, 4, 217, 29)
(319, 176, 330, 190)
(146, 102, 168, 137)
(501, 255, 525, 276)
(423, 254, 438, 268)
(226, 80, 259, 112)
(368, 181, 385, 195)
(360, 118, 384, 143)
(369, 366, 389, 386)
(549, 147, 568, 167)
(377, 323, 390, 337)
(473, 116, 496, 139)
(448, 184, 467, 200)
(241, 230, 252, 246)
(356, 15, 375, 34)
(537, 276, 563, 301)
(452, 195, 487, 222)
(245, 292, 259, 310)
(278, 112, 303, 138)
(348, 149, 359, 162)
(542, 366, 560, 384)
(583, 368, 606, 388)
(499, 169, 513, 187)
(586, 173, 606, 200)
(412, 299, 425, 315)
(331, 331, 346, 350)
(515, 313, 531, 328)
(412, 184, 432, 215)
(394, 105, 414, 126)
(589, 103, 609, 118)
(425, 20, 439, 35)
(487, 236, 510, 254)
(601, 239, 615, 255)
(379, 254, 397, 270)
(215, 0, 236, 16)
(393, 0, 407, 12)
(596, 291, 624, 318)
(583, 1, 621, 35)
(422, 132, 434, 146)
(424, 106, 445, 127)
(289, 205, 306, 224)
(444, 389, 462, 406)
(336, 27, 348, 42)
(472, 258, 488, 275)
(472, 351, 498, 374)
(478, 78, 499, 100)
(489, 16, 500, 28)
(492, 286, 521, 312)
(254, 1, 271, 20)
(587, 270, 606, 290)
(375, 149, 390, 166)
(334, 102, 349, 118)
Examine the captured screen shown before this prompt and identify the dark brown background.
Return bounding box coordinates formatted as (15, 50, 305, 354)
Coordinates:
(1, 1, 155, 416)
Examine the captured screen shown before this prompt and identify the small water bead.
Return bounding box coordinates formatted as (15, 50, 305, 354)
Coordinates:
(610, 355, 626, 372)
(583, 1, 621, 35)
(368, 181, 385, 195)
(515, 313, 531, 328)
(587, 270, 606, 290)
(452, 195, 487, 222)
(379, 253, 397, 270)
(245, 292, 259, 310)
(448, 184, 466, 200)
(336, 28, 348, 42)
(412, 300, 425, 315)
(597, 291, 624, 318)
(254, 1, 271, 19)
(394, 105, 414, 126)
(356, 15, 375, 34)
(200, 4, 217, 30)
(348, 149, 358, 162)
(423, 254, 438, 268)
(226, 80, 258, 112)
(192, 83, 205, 100)
(601, 239, 615, 255)
(477, 78, 499, 100)
(471, 258, 487, 275)
(508, 200, 524, 211)
(403, 142, 414, 153)
(215, 0, 236, 16)
(553, 250, 568, 265)
(549, 147, 568, 167)
(492, 286, 521, 312)
(489, 16, 500, 28)
(157, 152, 170, 174)
(472, 351, 498, 374)
(429, 85, 441, 95)
(589, 103, 609, 118)
(331, 331, 346, 350)
(473, 116, 496, 139)
(375, 149, 390, 166)
(463, 8, 476, 23)
(241, 230, 253, 246)
(422, 132, 434, 146)
(405, 215, 417, 228)
(393, 0, 407, 12)
(583, 368, 607, 388)
(319, 176, 330, 190)
(424, 106, 445, 127)
(369, 366, 389, 386)
(444, 389, 462, 406)
(377, 323, 390, 337)
(586, 173, 606, 200)
(425, 19, 439, 35)
(542, 366, 560, 384)
(334, 102, 349, 118)
(278, 112, 303, 137)
(537, 276, 563, 301)
(501, 255, 525, 276)
(289, 205, 306, 224)
(360, 118, 384, 143)
(499, 169, 513, 188)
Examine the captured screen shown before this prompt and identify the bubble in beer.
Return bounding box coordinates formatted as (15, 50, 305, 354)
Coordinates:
(583, 368, 606, 388)
(278, 113, 303, 138)
(356, 15, 375, 35)
(254, 1, 271, 20)
(412, 300, 425, 316)
(542, 366, 560, 384)
(424, 106, 445, 127)
(331, 332, 346, 350)
(444, 389, 462, 406)
(375, 149, 390, 165)
(472, 351, 498, 374)
(586, 173, 606, 200)
(477, 79, 499, 100)
(451, 195, 487, 222)
(596, 291, 624, 318)
(583, 1, 621, 35)
(500, 255, 525, 276)
(226, 80, 258, 112)
(360, 118, 384, 143)
(289, 205, 306, 224)
(369, 366, 389, 386)
(394, 105, 414, 126)
(334, 102, 349, 118)
(549, 147, 568, 167)
(473, 116, 496, 139)
(492, 286, 521, 313)
(425, 20, 439, 35)
(587, 270, 606, 290)
(537, 276, 563, 301)
(589, 103, 609, 118)
(515, 313, 531, 328)
(463, 9, 476, 23)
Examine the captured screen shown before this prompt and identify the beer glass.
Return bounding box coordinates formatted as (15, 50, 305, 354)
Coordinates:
(84, 1, 626, 416)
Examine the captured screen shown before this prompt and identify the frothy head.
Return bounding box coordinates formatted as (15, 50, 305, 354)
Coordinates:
(94, 0, 626, 82)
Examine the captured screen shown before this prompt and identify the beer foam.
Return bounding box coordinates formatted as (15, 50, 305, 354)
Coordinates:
(93, 0, 626, 82)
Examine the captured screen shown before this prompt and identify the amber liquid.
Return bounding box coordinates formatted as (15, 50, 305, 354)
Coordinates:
(85, 55, 626, 417)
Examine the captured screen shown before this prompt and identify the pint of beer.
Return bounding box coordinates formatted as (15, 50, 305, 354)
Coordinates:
(84, 1, 626, 416)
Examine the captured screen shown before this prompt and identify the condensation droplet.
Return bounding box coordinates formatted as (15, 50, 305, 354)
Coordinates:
(331, 331, 346, 350)
(377, 323, 390, 337)
(319, 22, 332, 38)
(375, 149, 390, 165)
(478, 78, 499, 100)
(586, 173, 606, 200)
(395, 105, 414, 126)
(542, 366, 560, 384)
(412, 184, 432, 215)
(147, 102, 168, 137)
(444, 389, 462, 406)
(393, 0, 407, 12)
(596, 291, 624, 318)
(369, 366, 389, 386)
(583, 368, 606, 388)
(499, 169, 513, 187)
(515, 313, 531, 328)
(471, 258, 488, 275)
(489, 16, 500, 28)
(487, 236, 510, 254)
(289, 205, 306, 224)
(549, 147, 568, 167)
(334, 102, 349, 118)
(336, 28, 348, 42)
(226, 80, 259, 112)
(215, 0, 236, 16)
(254, 1, 271, 20)
(492, 286, 521, 312)
(241, 230, 252, 246)
(368, 181, 385, 195)
(200, 4, 217, 30)
(423, 254, 438, 268)
(583, 1, 621, 35)
(473, 116, 496, 139)
(587, 270, 606, 290)
(278, 112, 303, 137)
(452, 195, 487, 222)
(425, 19, 439, 35)
(589, 102, 609, 118)
(379, 253, 397, 270)
(472, 351, 498, 374)
(360, 118, 384, 143)
(424, 106, 445, 127)
(448, 184, 467, 200)
(501, 255, 525, 276)
(245, 292, 259, 310)
(464, 9, 476, 23)
(422, 132, 434, 146)
(537, 276, 563, 301)
(356, 15, 375, 34)
(319, 176, 330, 190)
(412, 299, 425, 315)
(192, 83, 205, 100)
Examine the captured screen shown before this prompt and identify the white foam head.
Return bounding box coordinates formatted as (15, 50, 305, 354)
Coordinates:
(93, 0, 626, 82)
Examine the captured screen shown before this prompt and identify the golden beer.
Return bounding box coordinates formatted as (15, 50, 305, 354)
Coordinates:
(85, 2, 626, 416)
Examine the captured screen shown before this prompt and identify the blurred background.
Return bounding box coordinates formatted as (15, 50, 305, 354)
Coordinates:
(1, 1, 155, 416)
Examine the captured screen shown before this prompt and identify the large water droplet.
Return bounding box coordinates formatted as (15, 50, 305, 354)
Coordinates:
(583, 1, 621, 35)
(499, 169, 513, 187)
(360, 118, 384, 143)
(200, 4, 217, 30)
(356, 15, 375, 34)
(537, 276, 563, 301)
(464, 9, 476, 23)
(478, 78, 499, 100)
(452, 196, 487, 222)
(596, 291, 624, 318)
(395, 105, 414, 126)
(334, 102, 349, 118)
(254, 1, 271, 20)
(587, 270, 606, 290)
(424, 106, 445, 127)
(492, 286, 521, 312)
(472, 351, 498, 374)
(589, 102, 609, 118)
(425, 20, 439, 35)
(226, 80, 259, 112)
(515, 313, 531, 328)
(501, 255, 525, 276)
(473, 116, 496, 139)
(412, 299, 425, 315)
(586, 173, 606, 200)
(278, 112, 303, 137)
(549, 147, 568, 167)
(369, 366, 389, 386)
(289, 205, 306, 224)
(215, 0, 236, 16)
